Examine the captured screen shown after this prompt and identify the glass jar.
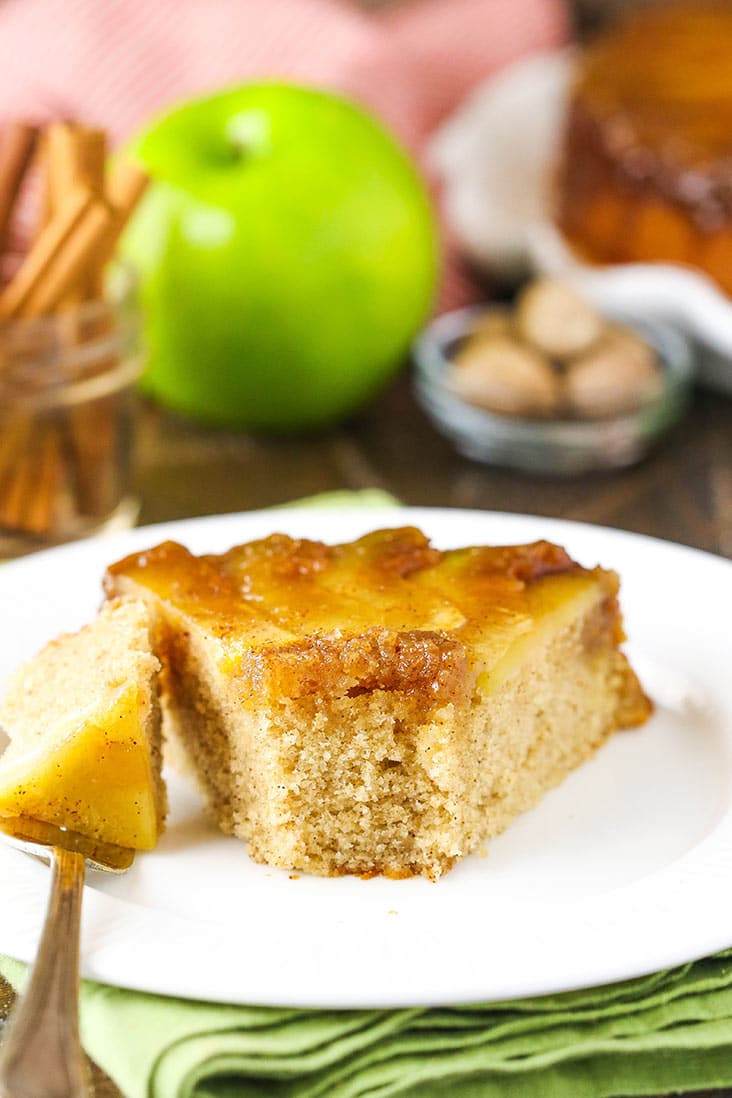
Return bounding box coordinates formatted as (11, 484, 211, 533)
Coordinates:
(0, 270, 142, 557)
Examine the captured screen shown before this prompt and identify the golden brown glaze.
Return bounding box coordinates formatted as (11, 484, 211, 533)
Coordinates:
(556, 2, 732, 293)
(105, 528, 626, 712)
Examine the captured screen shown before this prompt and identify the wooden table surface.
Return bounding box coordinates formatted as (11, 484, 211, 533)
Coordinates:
(2, 370, 732, 1098)
(136, 373, 732, 560)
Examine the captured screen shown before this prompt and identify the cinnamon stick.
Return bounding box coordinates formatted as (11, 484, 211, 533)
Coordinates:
(33, 132, 53, 240)
(0, 189, 115, 321)
(23, 199, 113, 318)
(0, 122, 38, 257)
(65, 157, 147, 517)
(65, 392, 123, 518)
(0, 435, 36, 532)
(22, 421, 61, 534)
(0, 188, 94, 318)
(0, 415, 67, 536)
(80, 131, 107, 299)
(0, 414, 32, 497)
(103, 159, 149, 260)
(47, 124, 107, 299)
(45, 124, 81, 208)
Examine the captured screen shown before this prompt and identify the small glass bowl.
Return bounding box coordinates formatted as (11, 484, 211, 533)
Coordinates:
(412, 306, 694, 476)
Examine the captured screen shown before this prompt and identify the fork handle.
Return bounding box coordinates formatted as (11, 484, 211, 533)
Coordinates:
(0, 847, 89, 1098)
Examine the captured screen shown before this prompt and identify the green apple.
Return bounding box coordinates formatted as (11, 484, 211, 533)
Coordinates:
(123, 83, 439, 431)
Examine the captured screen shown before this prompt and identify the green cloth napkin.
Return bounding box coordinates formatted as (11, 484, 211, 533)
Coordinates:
(3, 952, 732, 1097)
(3, 490, 732, 1097)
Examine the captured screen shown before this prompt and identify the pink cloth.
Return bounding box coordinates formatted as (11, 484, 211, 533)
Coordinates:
(0, 0, 567, 305)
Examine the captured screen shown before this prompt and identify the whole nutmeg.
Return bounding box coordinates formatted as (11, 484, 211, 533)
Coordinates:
(567, 325, 663, 419)
(450, 335, 561, 418)
(516, 278, 604, 359)
(469, 307, 513, 343)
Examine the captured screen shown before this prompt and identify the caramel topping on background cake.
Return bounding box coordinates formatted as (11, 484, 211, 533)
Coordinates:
(556, 2, 732, 292)
(569, 2, 732, 200)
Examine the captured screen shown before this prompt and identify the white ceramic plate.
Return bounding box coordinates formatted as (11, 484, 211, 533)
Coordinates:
(429, 51, 732, 394)
(1, 507, 731, 1009)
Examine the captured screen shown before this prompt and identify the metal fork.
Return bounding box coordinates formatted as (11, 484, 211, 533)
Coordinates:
(0, 818, 133, 1098)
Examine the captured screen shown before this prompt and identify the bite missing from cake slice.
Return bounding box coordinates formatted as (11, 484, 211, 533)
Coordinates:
(105, 527, 651, 880)
(0, 598, 166, 852)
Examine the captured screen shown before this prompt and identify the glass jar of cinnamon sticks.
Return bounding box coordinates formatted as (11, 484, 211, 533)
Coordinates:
(0, 269, 142, 555)
(0, 120, 148, 557)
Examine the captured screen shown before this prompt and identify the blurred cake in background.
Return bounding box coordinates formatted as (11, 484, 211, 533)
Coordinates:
(556, 2, 732, 295)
